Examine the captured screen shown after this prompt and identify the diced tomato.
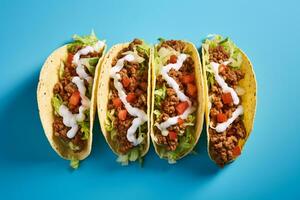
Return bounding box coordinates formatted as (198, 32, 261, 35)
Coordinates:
(177, 117, 184, 125)
(232, 146, 241, 157)
(168, 131, 177, 140)
(187, 84, 197, 97)
(118, 110, 127, 121)
(169, 55, 177, 64)
(217, 113, 227, 123)
(126, 93, 136, 103)
(222, 92, 233, 104)
(182, 74, 195, 84)
(122, 77, 130, 88)
(67, 53, 74, 65)
(69, 91, 81, 107)
(176, 101, 189, 115)
(112, 98, 122, 108)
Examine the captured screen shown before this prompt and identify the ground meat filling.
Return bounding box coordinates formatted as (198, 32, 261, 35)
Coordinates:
(52, 46, 102, 152)
(154, 40, 197, 151)
(107, 39, 148, 154)
(208, 45, 246, 166)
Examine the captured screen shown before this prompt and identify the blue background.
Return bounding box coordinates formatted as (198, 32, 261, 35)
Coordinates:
(0, 0, 299, 199)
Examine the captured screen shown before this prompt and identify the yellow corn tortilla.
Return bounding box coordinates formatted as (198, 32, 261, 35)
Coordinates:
(202, 45, 257, 165)
(150, 41, 205, 161)
(37, 44, 106, 160)
(97, 43, 151, 157)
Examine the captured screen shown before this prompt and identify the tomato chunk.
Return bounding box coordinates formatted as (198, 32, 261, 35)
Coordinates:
(182, 74, 195, 84)
(222, 92, 233, 104)
(232, 146, 241, 157)
(118, 110, 127, 121)
(176, 101, 189, 115)
(177, 118, 184, 125)
(168, 131, 177, 140)
(187, 83, 197, 97)
(126, 93, 136, 103)
(67, 53, 74, 65)
(69, 91, 81, 107)
(112, 98, 122, 108)
(169, 55, 177, 64)
(217, 113, 227, 123)
(122, 77, 130, 88)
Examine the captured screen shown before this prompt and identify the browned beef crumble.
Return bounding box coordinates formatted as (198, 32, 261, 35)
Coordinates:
(154, 40, 198, 152)
(107, 39, 149, 154)
(52, 46, 102, 152)
(208, 45, 246, 166)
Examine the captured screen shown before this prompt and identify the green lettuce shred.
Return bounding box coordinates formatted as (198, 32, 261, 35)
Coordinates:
(116, 147, 141, 166)
(78, 121, 90, 140)
(70, 157, 79, 169)
(184, 114, 196, 127)
(153, 109, 161, 119)
(67, 30, 99, 52)
(73, 30, 98, 46)
(154, 84, 166, 107)
(51, 94, 63, 115)
(68, 142, 80, 151)
(202, 34, 243, 88)
(165, 126, 195, 164)
(136, 41, 151, 58)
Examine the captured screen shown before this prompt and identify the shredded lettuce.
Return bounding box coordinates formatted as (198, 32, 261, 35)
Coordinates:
(203, 34, 242, 69)
(115, 123, 147, 166)
(184, 114, 196, 127)
(73, 30, 98, 46)
(135, 41, 151, 58)
(154, 84, 166, 107)
(67, 30, 99, 52)
(80, 57, 98, 76)
(105, 109, 118, 140)
(51, 94, 63, 115)
(68, 142, 80, 151)
(158, 37, 165, 43)
(88, 57, 99, 66)
(105, 109, 115, 132)
(153, 109, 161, 119)
(78, 121, 90, 140)
(70, 157, 79, 169)
(165, 126, 195, 163)
(116, 147, 141, 166)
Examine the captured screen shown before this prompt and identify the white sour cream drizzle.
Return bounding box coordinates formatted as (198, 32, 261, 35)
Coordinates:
(214, 105, 243, 132)
(110, 54, 148, 146)
(210, 61, 243, 133)
(211, 62, 240, 105)
(156, 54, 196, 136)
(58, 41, 104, 139)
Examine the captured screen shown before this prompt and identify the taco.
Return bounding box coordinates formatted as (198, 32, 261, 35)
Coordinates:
(97, 39, 151, 165)
(37, 32, 106, 168)
(202, 34, 257, 166)
(151, 39, 205, 163)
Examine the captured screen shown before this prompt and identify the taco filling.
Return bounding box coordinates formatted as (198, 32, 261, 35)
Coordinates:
(51, 32, 105, 158)
(203, 35, 246, 166)
(105, 39, 150, 165)
(153, 40, 198, 163)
